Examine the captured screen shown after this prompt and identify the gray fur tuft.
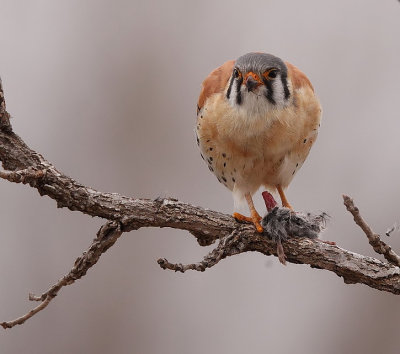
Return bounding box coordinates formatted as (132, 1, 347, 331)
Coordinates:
(261, 208, 329, 243)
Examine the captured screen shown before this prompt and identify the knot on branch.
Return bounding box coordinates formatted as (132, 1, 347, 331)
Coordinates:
(73, 221, 123, 273)
(0, 166, 47, 185)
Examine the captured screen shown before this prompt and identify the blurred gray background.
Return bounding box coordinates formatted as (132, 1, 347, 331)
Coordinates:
(0, 1, 399, 353)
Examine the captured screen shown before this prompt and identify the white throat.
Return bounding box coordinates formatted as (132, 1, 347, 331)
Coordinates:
(227, 79, 290, 122)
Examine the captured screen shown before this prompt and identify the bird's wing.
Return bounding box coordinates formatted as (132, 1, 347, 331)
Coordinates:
(197, 60, 235, 114)
(285, 61, 314, 92)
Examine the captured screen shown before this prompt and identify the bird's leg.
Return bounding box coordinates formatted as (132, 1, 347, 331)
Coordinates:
(276, 185, 293, 210)
(233, 193, 263, 233)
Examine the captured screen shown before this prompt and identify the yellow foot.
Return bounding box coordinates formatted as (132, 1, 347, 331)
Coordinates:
(233, 212, 263, 233)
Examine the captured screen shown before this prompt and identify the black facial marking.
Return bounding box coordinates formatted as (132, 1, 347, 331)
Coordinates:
(281, 74, 290, 100)
(304, 139, 307, 143)
(226, 75, 235, 100)
(223, 162, 226, 167)
(196, 136, 199, 145)
(209, 157, 213, 162)
(222, 153, 226, 158)
(292, 170, 295, 175)
(209, 147, 213, 151)
(208, 166, 214, 172)
(222, 176, 227, 183)
(232, 177, 235, 182)
(236, 77, 243, 105)
(262, 78, 276, 104)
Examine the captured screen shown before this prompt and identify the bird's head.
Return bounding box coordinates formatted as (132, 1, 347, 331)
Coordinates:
(226, 52, 291, 117)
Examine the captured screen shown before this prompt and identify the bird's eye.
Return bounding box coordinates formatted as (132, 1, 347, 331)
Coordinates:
(233, 68, 241, 79)
(267, 69, 278, 79)
(263, 69, 278, 80)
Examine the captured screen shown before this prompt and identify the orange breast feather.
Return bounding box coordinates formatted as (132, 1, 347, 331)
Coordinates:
(285, 62, 314, 92)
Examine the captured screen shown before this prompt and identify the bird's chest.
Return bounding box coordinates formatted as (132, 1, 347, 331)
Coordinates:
(196, 104, 292, 190)
(196, 91, 320, 190)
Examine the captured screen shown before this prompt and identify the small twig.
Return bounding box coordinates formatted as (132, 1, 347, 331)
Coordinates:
(1, 221, 123, 329)
(343, 195, 400, 267)
(158, 230, 246, 273)
(0, 296, 52, 329)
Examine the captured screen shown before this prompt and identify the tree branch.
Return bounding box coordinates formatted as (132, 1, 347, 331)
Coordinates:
(343, 195, 400, 266)
(0, 221, 123, 329)
(1, 78, 400, 329)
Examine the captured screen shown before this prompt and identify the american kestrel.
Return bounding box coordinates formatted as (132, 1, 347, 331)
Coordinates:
(196, 52, 321, 233)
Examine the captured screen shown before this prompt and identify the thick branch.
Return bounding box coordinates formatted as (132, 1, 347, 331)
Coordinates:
(0, 127, 233, 244)
(2, 124, 399, 294)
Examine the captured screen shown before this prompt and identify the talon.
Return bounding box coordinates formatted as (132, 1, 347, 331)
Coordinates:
(233, 193, 264, 233)
(233, 212, 263, 233)
(254, 221, 264, 233)
(233, 212, 253, 223)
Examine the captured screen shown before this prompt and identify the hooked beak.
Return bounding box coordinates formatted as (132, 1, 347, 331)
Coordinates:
(244, 73, 262, 92)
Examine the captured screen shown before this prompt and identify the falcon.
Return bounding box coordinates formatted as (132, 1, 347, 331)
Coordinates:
(196, 52, 321, 233)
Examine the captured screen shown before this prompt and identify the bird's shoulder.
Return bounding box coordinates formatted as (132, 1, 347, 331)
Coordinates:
(285, 61, 314, 92)
(197, 60, 235, 114)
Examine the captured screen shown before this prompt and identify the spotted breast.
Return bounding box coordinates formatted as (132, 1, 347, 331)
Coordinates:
(195, 52, 321, 233)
